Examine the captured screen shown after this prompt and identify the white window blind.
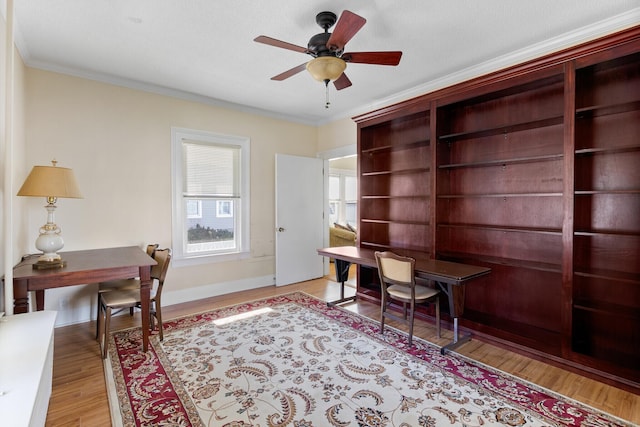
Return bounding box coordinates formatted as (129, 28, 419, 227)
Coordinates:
(183, 141, 240, 197)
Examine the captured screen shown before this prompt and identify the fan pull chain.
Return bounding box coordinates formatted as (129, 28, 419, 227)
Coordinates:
(324, 80, 331, 109)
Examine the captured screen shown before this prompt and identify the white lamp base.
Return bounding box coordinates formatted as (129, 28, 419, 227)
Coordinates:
(34, 202, 65, 265)
(35, 232, 64, 262)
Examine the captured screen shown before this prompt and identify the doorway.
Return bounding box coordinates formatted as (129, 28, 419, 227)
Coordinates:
(319, 145, 357, 277)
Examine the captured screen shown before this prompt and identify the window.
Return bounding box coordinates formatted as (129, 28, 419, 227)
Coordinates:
(171, 128, 250, 264)
(216, 200, 233, 217)
(186, 200, 202, 219)
(328, 168, 357, 228)
(344, 175, 357, 225)
(328, 176, 340, 224)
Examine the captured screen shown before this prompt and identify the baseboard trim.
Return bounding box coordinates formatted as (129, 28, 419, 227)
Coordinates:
(162, 275, 275, 307)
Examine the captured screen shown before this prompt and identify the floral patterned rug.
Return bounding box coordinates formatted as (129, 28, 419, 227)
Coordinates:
(104, 292, 631, 426)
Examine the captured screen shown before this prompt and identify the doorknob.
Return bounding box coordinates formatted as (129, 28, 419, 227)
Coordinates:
(278, 227, 285, 232)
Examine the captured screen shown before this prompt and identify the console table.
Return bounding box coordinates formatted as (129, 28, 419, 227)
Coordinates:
(317, 246, 490, 353)
(7, 246, 156, 352)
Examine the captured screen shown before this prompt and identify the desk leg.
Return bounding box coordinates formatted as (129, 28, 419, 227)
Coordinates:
(437, 281, 471, 355)
(327, 259, 356, 307)
(35, 290, 45, 311)
(13, 279, 30, 314)
(139, 266, 152, 352)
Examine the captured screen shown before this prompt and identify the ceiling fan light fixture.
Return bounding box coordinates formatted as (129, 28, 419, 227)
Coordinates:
(306, 57, 346, 82)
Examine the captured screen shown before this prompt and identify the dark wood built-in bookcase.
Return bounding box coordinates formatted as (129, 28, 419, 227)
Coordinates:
(571, 50, 640, 379)
(353, 27, 640, 393)
(357, 108, 433, 301)
(435, 68, 567, 355)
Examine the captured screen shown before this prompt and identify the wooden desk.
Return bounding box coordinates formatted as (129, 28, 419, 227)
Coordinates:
(7, 246, 157, 352)
(317, 246, 491, 354)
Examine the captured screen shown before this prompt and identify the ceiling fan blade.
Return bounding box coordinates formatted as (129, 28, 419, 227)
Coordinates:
(271, 63, 308, 81)
(254, 35, 308, 54)
(333, 73, 352, 90)
(342, 51, 403, 66)
(326, 10, 366, 52)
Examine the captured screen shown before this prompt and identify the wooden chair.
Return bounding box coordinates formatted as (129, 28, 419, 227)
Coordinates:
(97, 248, 171, 358)
(95, 244, 158, 338)
(375, 251, 440, 346)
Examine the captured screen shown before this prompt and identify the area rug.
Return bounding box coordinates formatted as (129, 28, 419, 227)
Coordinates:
(104, 292, 632, 426)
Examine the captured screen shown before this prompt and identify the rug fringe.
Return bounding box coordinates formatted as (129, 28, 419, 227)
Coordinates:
(103, 354, 125, 427)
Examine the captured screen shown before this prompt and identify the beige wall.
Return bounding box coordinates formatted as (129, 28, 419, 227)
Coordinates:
(20, 68, 353, 325)
(317, 117, 356, 153)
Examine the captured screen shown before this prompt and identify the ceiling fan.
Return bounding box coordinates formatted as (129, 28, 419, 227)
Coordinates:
(254, 10, 402, 94)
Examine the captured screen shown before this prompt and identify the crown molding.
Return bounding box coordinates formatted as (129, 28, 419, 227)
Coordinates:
(335, 8, 640, 125)
(14, 8, 640, 127)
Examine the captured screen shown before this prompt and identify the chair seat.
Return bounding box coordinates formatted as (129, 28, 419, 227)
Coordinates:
(99, 279, 140, 292)
(375, 251, 441, 346)
(387, 284, 438, 301)
(100, 289, 140, 308)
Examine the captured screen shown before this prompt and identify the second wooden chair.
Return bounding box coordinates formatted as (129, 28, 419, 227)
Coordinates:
(95, 244, 159, 338)
(97, 247, 171, 359)
(375, 251, 441, 346)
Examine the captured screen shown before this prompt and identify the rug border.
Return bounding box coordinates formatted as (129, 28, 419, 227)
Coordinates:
(103, 354, 125, 427)
(104, 290, 635, 427)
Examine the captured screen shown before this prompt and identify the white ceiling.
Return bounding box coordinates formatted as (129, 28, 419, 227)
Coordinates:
(8, 1, 640, 125)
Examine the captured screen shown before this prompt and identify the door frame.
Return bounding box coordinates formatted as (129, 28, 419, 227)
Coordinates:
(317, 144, 357, 276)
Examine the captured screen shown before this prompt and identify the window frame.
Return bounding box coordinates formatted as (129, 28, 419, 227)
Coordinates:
(216, 200, 233, 218)
(171, 127, 250, 266)
(328, 168, 357, 228)
(186, 199, 202, 219)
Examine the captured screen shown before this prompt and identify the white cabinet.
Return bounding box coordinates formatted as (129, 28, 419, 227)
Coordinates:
(0, 311, 57, 427)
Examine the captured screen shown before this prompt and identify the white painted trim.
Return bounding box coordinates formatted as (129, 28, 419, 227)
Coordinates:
(318, 144, 357, 276)
(322, 158, 330, 277)
(162, 274, 275, 307)
(48, 276, 276, 327)
(14, 9, 638, 127)
(329, 167, 356, 177)
(21, 59, 321, 126)
(317, 145, 356, 160)
(170, 127, 251, 264)
(331, 8, 640, 124)
(3, 0, 15, 315)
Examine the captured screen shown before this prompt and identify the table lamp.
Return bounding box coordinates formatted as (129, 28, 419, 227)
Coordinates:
(17, 160, 83, 268)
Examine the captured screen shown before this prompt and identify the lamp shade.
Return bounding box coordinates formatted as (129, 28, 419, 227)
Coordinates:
(306, 57, 347, 82)
(17, 164, 83, 199)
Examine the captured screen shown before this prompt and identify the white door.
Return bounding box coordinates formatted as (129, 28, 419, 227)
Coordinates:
(275, 154, 324, 286)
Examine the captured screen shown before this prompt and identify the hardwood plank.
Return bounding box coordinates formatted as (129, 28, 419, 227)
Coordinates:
(45, 274, 638, 426)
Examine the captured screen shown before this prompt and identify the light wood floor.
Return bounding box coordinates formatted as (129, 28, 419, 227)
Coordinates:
(45, 273, 639, 426)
